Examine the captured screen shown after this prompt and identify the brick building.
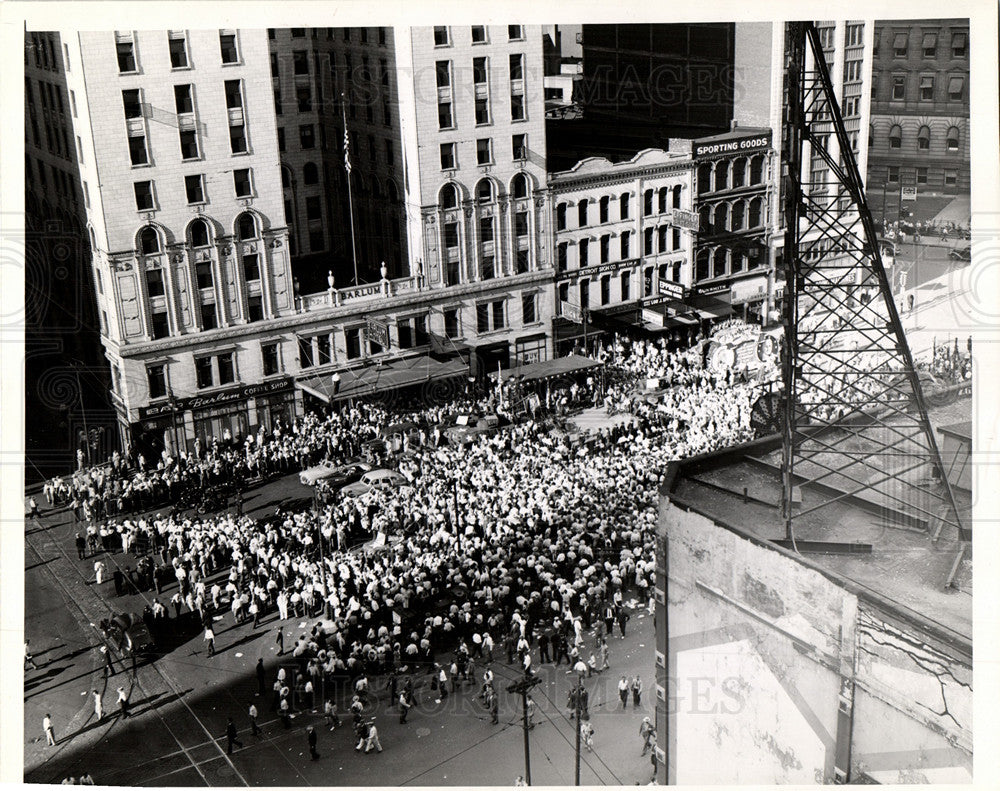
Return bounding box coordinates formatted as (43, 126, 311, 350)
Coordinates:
(866, 20, 970, 223)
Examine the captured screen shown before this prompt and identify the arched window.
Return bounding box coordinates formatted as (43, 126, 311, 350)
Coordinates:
(657, 187, 668, 213)
(730, 200, 745, 231)
(188, 218, 211, 248)
(138, 226, 160, 256)
(946, 125, 960, 151)
(713, 203, 728, 231)
(697, 162, 713, 194)
(731, 158, 746, 188)
(699, 205, 713, 234)
(511, 173, 529, 199)
(236, 212, 258, 241)
(672, 184, 682, 208)
(748, 197, 763, 228)
(749, 155, 764, 184)
(386, 180, 400, 203)
(440, 183, 459, 210)
(713, 247, 728, 278)
(917, 125, 930, 150)
(714, 161, 728, 191)
(476, 179, 494, 204)
(372, 177, 382, 199)
(281, 167, 292, 189)
(303, 162, 319, 184)
(696, 249, 710, 281)
(578, 198, 589, 227)
(88, 226, 97, 250)
(888, 124, 902, 149)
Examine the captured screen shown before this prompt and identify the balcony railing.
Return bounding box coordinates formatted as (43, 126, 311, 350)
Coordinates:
(295, 275, 423, 313)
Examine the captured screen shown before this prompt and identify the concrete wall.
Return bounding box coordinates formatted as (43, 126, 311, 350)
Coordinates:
(656, 499, 972, 784)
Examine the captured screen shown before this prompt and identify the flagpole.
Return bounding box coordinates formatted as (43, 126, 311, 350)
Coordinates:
(342, 94, 359, 286)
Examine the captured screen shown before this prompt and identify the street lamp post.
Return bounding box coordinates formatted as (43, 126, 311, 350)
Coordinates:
(70, 361, 91, 467)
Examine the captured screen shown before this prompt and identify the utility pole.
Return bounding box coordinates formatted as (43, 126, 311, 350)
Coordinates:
(507, 674, 542, 785)
(573, 660, 588, 785)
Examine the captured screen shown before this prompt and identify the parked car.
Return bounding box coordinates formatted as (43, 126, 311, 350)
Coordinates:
(300, 458, 370, 487)
(949, 246, 971, 262)
(341, 468, 411, 497)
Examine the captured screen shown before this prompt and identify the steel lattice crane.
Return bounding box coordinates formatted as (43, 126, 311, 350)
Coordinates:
(779, 23, 969, 583)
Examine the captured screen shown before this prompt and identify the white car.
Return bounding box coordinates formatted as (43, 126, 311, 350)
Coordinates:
(299, 460, 370, 487)
(341, 469, 410, 497)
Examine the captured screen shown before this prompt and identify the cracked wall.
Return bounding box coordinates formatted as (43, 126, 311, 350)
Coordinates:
(659, 500, 973, 784)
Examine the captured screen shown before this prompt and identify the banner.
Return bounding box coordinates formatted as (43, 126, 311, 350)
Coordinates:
(672, 210, 700, 231)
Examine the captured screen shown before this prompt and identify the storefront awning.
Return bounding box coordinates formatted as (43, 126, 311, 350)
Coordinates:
(491, 353, 601, 383)
(298, 355, 470, 403)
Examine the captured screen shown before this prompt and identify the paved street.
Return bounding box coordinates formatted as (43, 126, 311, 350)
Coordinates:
(23, 472, 658, 787)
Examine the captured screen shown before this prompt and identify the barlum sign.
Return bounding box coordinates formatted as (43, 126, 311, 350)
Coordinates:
(138, 377, 294, 419)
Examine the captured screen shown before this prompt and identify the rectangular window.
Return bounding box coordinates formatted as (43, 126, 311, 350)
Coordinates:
(557, 242, 568, 270)
(512, 134, 527, 160)
(134, 180, 154, 210)
(122, 89, 142, 119)
(620, 230, 631, 259)
(151, 310, 170, 339)
(174, 84, 194, 114)
(945, 170, 957, 186)
(201, 303, 218, 330)
(306, 195, 322, 221)
(169, 32, 188, 68)
(514, 210, 528, 237)
(472, 25, 487, 43)
(230, 124, 247, 154)
(262, 343, 280, 376)
(219, 31, 239, 64)
(948, 76, 965, 101)
(579, 280, 590, 310)
(516, 249, 529, 274)
(436, 60, 451, 88)
(179, 129, 199, 159)
(195, 261, 213, 289)
(510, 94, 525, 121)
(116, 39, 136, 73)
(920, 75, 934, 100)
(300, 124, 315, 149)
(643, 189, 653, 216)
(620, 193, 630, 219)
(479, 215, 494, 244)
(74, 135, 84, 163)
(477, 138, 492, 165)
(345, 328, 362, 360)
(477, 303, 489, 333)
(445, 308, 460, 338)
(444, 222, 459, 249)
(147, 365, 166, 399)
(522, 293, 536, 324)
(216, 353, 235, 384)
(70, 89, 77, 117)
(475, 98, 490, 125)
(195, 357, 214, 388)
(298, 336, 315, 369)
(673, 228, 681, 250)
(599, 196, 610, 223)
(438, 102, 453, 129)
(398, 320, 413, 350)
(893, 32, 908, 57)
(440, 142, 456, 170)
(922, 32, 937, 57)
(473, 56, 488, 85)
(492, 300, 505, 329)
(620, 271, 631, 301)
(224, 80, 243, 110)
(556, 204, 567, 231)
(579, 238, 589, 267)
(892, 75, 905, 99)
(185, 174, 204, 204)
(599, 234, 610, 263)
(242, 253, 260, 282)
(434, 26, 450, 46)
(600, 275, 611, 305)
(916, 167, 928, 184)
(128, 135, 149, 165)
(887, 166, 899, 183)
(952, 31, 967, 58)
(293, 50, 309, 76)
(384, 139, 394, 166)
(247, 295, 264, 323)
(657, 226, 668, 253)
(509, 53, 524, 81)
(508, 25, 523, 41)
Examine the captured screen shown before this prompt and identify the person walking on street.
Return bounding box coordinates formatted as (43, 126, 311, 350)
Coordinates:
(580, 719, 595, 752)
(599, 638, 610, 671)
(631, 675, 643, 708)
(256, 658, 266, 696)
(618, 676, 629, 709)
(361, 722, 382, 753)
(101, 646, 116, 678)
(489, 690, 499, 725)
(25, 640, 39, 670)
(204, 626, 216, 657)
(94, 561, 106, 587)
(116, 687, 129, 718)
(275, 629, 284, 656)
(76, 533, 86, 559)
(225, 717, 243, 754)
(43, 714, 56, 746)
(399, 691, 411, 724)
(640, 717, 656, 755)
(324, 699, 340, 730)
(603, 602, 615, 636)
(92, 690, 104, 721)
(307, 726, 319, 760)
(249, 703, 261, 737)
(617, 607, 630, 638)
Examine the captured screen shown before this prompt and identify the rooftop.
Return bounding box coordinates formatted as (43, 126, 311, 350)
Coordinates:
(665, 397, 973, 646)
